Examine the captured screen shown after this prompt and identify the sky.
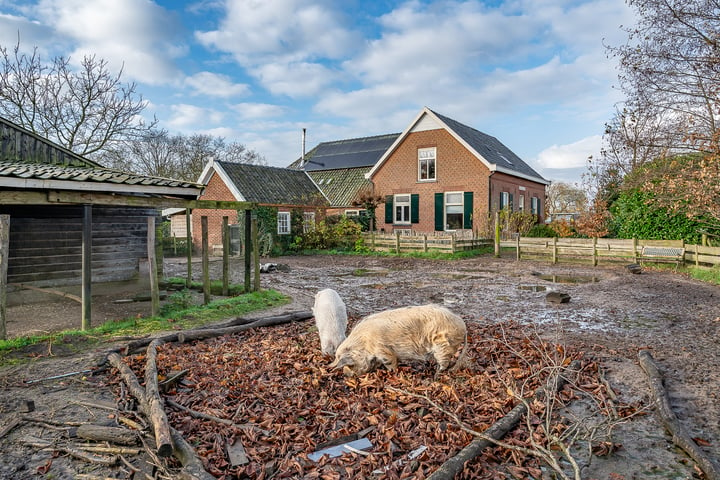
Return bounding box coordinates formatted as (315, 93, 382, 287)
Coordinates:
(0, 0, 636, 185)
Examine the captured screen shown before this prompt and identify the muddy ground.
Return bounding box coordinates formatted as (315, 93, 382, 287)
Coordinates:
(0, 253, 718, 479)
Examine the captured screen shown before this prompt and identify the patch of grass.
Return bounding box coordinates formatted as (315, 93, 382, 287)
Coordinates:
(286, 246, 495, 261)
(684, 265, 720, 285)
(163, 277, 245, 296)
(0, 289, 290, 366)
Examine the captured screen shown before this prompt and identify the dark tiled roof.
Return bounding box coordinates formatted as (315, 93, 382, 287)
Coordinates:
(430, 109, 546, 181)
(0, 160, 201, 189)
(308, 167, 372, 207)
(290, 133, 400, 171)
(217, 161, 325, 205)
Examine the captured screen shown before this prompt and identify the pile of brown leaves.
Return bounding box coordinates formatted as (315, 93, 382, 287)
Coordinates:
(116, 319, 624, 479)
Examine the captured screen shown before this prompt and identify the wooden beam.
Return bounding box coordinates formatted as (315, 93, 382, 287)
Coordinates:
(148, 217, 160, 317)
(0, 190, 256, 210)
(0, 215, 9, 340)
(201, 216, 210, 305)
(244, 210, 251, 292)
(81, 205, 92, 330)
(185, 209, 192, 289)
(222, 216, 229, 296)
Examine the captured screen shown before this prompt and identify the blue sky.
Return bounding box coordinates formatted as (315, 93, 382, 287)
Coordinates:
(0, 0, 635, 185)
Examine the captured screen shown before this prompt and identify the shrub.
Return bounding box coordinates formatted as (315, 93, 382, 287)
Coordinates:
(526, 223, 557, 237)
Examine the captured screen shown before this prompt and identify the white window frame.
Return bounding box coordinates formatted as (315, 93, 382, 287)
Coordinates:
(303, 211, 316, 233)
(394, 194, 411, 225)
(518, 194, 525, 212)
(531, 197, 540, 215)
(444, 191, 464, 231)
(277, 211, 291, 235)
(500, 192, 510, 210)
(418, 147, 436, 182)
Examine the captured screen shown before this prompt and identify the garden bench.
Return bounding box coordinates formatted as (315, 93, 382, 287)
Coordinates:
(640, 246, 685, 269)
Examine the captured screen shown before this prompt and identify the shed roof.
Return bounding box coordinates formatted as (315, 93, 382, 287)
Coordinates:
(211, 161, 326, 205)
(289, 133, 400, 171)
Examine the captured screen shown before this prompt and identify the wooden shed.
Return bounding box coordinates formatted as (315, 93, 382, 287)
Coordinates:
(0, 116, 204, 333)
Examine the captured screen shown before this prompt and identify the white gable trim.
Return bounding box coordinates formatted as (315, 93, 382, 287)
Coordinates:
(197, 160, 246, 201)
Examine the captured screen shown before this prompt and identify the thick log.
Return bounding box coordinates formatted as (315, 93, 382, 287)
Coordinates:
(428, 361, 580, 480)
(145, 339, 174, 457)
(75, 424, 138, 445)
(176, 311, 312, 343)
(107, 352, 213, 478)
(638, 350, 720, 480)
(120, 311, 311, 355)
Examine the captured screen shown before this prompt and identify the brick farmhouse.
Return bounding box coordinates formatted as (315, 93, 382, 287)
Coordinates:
(368, 107, 548, 234)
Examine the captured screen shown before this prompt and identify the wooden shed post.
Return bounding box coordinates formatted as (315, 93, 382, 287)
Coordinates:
(147, 217, 160, 317)
(244, 209, 252, 292)
(185, 209, 192, 288)
(252, 216, 260, 292)
(81, 205, 92, 330)
(201, 216, 210, 305)
(0, 215, 9, 340)
(222, 216, 229, 296)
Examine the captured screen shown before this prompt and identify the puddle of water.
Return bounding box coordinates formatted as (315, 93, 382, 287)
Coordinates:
(532, 273, 599, 284)
(351, 268, 389, 277)
(518, 285, 547, 292)
(432, 272, 472, 280)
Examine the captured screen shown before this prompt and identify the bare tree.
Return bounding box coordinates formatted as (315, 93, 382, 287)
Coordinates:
(100, 130, 266, 182)
(546, 182, 587, 218)
(0, 40, 154, 157)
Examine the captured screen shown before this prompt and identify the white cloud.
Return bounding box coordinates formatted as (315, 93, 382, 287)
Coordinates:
(168, 104, 224, 130)
(536, 135, 601, 170)
(233, 103, 286, 119)
(252, 62, 339, 97)
(184, 71, 249, 98)
(34, 0, 185, 85)
(195, 0, 358, 64)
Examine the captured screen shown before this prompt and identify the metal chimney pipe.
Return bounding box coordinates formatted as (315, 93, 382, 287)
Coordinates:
(301, 128, 306, 167)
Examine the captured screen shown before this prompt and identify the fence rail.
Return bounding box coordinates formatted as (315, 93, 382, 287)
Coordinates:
(502, 237, 720, 267)
(362, 232, 492, 254)
(361, 232, 720, 266)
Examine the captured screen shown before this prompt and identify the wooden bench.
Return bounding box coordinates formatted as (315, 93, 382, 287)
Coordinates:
(640, 246, 685, 269)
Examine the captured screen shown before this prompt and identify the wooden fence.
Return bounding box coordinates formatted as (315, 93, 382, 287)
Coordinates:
(362, 232, 492, 254)
(501, 237, 720, 267)
(360, 232, 720, 267)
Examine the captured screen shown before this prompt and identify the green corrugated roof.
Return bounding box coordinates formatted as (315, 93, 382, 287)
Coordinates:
(307, 167, 372, 207)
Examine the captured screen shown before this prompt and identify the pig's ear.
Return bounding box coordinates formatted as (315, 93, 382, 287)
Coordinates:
(331, 354, 353, 369)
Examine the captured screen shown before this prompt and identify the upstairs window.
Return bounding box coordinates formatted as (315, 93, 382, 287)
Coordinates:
(499, 191, 514, 211)
(531, 196, 541, 215)
(418, 147, 436, 181)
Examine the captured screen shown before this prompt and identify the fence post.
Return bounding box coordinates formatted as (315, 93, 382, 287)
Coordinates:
(552, 236, 558, 264)
(494, 211, 500, 258)
(201, 216, 210, 305)
(0, 215, 9, 340)
(515, 234, 520, 261)
(423, 234, 428, 253)
(695, 244, 700, 266)
(633, 238, 638, 263)
(592, 237, 598, 266)
(451, 234, 456, 254)
(222, 216, 229, 296)
(395, 230, 401, 254)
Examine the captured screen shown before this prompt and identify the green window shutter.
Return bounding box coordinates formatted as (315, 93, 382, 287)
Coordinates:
(385, 195, 394, 224)
(509, 193, 514, 212)
(411, 194, 419, 224)
(463, 191, 473, 229)
(434, 193, 444, 231)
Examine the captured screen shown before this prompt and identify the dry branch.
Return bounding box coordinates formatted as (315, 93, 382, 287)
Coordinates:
(165, 398, 271, 436)
(19, 435, 118, 466)
(638, 350, 720, 480)
(145, 339, 173, 457)
(176, 310, 312, 343)
(10, 283, 82, 303)
(427, 360, 580, 480)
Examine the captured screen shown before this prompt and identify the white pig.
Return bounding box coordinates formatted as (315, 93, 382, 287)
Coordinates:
(330, 304, 467, 376)
(312, 288, 348, 356)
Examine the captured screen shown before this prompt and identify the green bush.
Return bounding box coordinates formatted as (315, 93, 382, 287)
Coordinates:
(526, 223, 557, 237)
(610, 190, 703, 243)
